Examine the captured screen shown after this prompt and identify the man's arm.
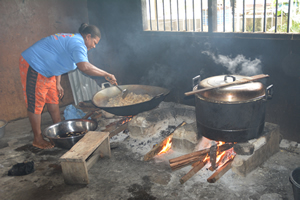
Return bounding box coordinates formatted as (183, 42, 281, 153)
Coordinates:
(76, 62, 117, 85)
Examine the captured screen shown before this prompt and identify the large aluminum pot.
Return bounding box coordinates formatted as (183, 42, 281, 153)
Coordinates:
(193, 74, 273, 142)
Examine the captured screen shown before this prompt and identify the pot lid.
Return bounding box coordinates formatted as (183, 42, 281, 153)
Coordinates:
(196, 75, 266, 103)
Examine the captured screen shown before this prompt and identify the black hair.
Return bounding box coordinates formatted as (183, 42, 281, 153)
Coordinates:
(78, 23, 101, 39)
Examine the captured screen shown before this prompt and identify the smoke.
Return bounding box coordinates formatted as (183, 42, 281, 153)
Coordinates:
(140, 63, 176, 89)
(202, 51, 263, 76)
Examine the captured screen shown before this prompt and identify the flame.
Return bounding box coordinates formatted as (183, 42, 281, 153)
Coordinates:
(216, 151, 226, 163)
(158, 137, 172, 155)
(203, 154, 210, 162)
(120, 116, 133, 125)
(217, 148, 236, 168)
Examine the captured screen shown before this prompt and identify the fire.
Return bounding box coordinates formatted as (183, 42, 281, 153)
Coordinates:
(158, 137, 172, 155)
(204, 140, 236, 169)
(216, 151, 226, 163)
(217, 148, 236, 168)
(120, 116, 133, 125)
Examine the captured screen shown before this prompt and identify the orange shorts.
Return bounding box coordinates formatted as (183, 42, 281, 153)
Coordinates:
(19, 56, 59, 114)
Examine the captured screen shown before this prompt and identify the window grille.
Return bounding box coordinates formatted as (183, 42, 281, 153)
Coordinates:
(141, 0, 300, 33)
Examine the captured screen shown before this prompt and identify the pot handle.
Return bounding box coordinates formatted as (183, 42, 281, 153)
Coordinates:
(192, 75, 201, 87)
(265, 84, 273, 100)
(101, 82, 113, 90)
(224, 75, 236, 82)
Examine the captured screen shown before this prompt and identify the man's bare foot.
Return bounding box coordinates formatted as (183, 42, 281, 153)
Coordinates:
(32, 139, 54, 149)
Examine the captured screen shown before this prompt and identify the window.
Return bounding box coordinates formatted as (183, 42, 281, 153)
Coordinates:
(141, 0, 300, 33)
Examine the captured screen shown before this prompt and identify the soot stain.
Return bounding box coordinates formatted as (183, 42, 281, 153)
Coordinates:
(127, 176, 156, 200)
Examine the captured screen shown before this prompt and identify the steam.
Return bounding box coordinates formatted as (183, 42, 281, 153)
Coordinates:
(140, 63, 176, 89)
(202, 51, 263, 76)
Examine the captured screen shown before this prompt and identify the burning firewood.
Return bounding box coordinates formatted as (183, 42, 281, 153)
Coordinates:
(210, 144, 217, 170)
(169, 142, 235, 184)
(207, 156, 235, 183)
(180, 159, 208, 184)
(169, 143, 233, 170)
(143, 121, 187, 161)
(170, 154, 208, 171)
(208, 152, 226, 171)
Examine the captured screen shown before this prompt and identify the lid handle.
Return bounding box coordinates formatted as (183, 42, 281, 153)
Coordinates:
(192, 75, 201, 87)
(265, 84, 273, 100)
(224, 75, 236, 82)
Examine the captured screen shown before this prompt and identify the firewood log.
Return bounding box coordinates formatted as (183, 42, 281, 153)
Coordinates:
(207, 156, 235, 183)
(180, 160, 208, 184)
(170, 154, 208, 171)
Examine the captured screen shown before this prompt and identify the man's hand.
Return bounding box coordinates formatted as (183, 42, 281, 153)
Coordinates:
(57, 84, 64, 99)
(105, 74, 118, 85)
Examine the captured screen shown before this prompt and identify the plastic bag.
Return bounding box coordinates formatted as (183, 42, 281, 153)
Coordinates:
(64, 104, 90, 120)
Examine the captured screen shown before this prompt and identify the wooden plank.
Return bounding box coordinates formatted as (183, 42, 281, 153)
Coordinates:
(86, 154, 100, 171)
(61, 161, 89, 185)
(98, 137, 111, 157)
(60, 131, 109, 162)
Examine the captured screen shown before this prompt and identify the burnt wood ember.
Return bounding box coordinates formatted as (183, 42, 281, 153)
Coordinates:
(233, 142, 255, 155)
(209, 144, 217, 170)
(102, 117, 131, 138)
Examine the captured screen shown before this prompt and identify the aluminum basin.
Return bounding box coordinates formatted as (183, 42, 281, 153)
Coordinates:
(43, 119, 98, 149)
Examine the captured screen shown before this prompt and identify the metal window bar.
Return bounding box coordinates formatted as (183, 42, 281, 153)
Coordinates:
(232, 0, 235, 32)
(201, 0, 203, 32)
(275, 0, 278, 33)
(146, 0, 298, 33)
(185, 0, 187, 31)
(287, 0, 291, 33)
(170, 0, 173, 31)
(177, 0, 179, 31)
(263, 0, 267, 32)
(243, 0, 245, 32)
(148, 0, 152, 30)
(155, 0, 159, 30)
(253, 0, 256, 32)
(223, 0, 225, 32)
(193, 0, 195, 31)
(163, 0, 166, 31)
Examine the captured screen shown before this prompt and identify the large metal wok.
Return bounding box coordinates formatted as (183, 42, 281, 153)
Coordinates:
(92, 84, 170, 116)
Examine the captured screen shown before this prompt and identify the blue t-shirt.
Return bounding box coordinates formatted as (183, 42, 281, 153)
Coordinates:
(21, 33, 88, 78)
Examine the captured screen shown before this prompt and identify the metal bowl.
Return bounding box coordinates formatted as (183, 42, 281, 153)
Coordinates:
(43, 119, 98, 149)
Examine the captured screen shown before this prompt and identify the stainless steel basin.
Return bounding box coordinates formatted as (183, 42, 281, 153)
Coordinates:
(43, 119, 98, 149)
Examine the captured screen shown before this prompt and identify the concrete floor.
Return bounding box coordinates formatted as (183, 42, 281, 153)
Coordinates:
(0, 108, 300, 200)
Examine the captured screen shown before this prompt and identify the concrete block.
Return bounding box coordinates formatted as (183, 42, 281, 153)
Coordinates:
(172, 122, 198, 154)
(232, 122, 281, 177)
